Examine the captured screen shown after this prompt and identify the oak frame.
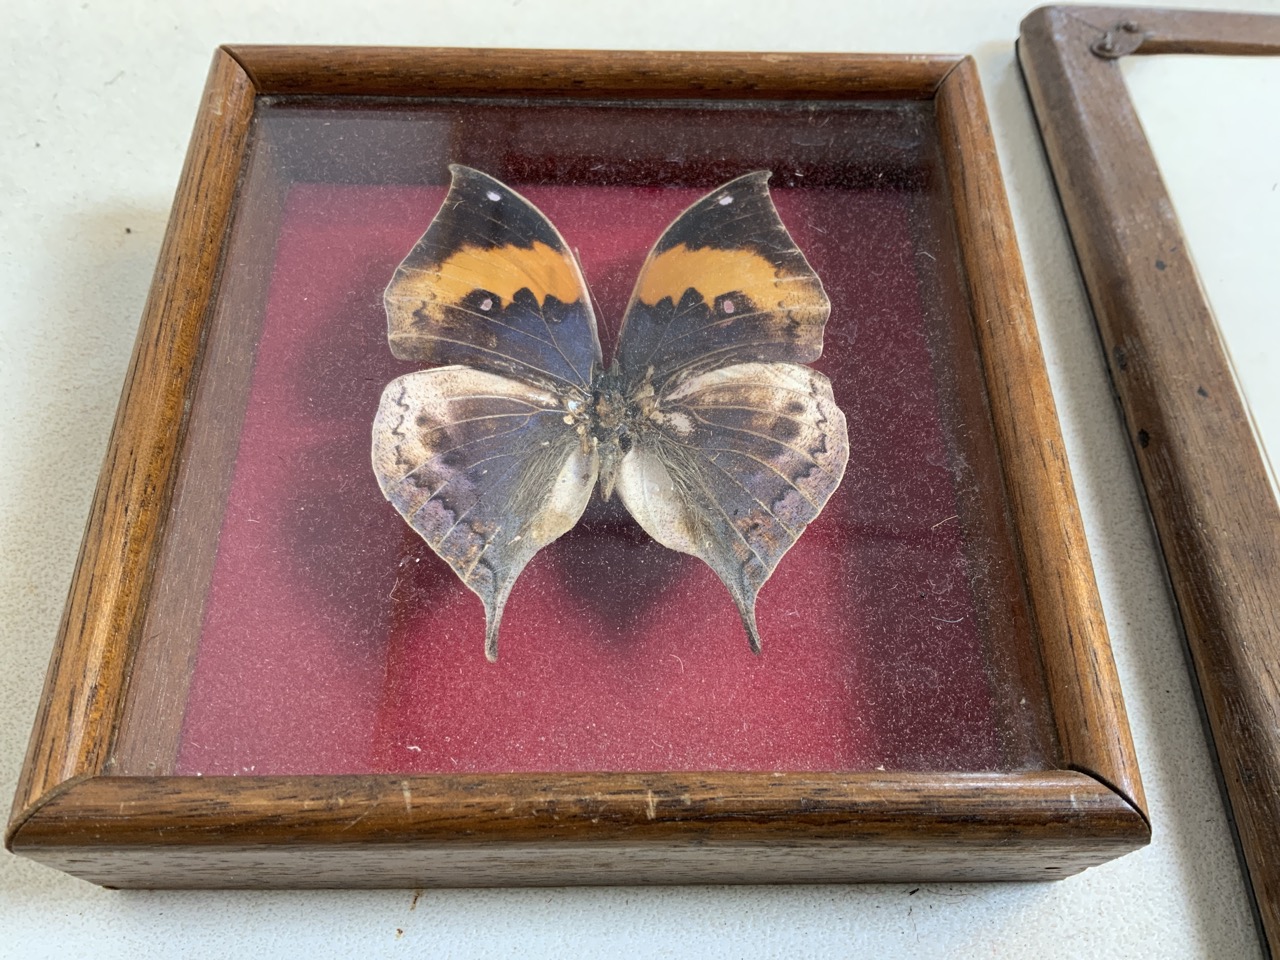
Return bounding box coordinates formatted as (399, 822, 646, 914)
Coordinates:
(1019, 6, 1280, 952)
(7, 46, 1148, 888)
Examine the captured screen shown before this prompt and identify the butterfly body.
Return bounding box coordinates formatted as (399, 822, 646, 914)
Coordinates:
(373, 165, 848, 661)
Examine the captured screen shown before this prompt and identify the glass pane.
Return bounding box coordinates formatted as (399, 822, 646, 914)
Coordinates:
(112, 95, 1056, 776)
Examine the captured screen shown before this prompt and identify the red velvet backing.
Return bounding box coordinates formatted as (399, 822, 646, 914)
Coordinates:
(175, 179, 1018, 775)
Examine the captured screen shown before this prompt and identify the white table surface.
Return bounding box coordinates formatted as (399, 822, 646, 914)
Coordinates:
(1, 1, 1276, 956)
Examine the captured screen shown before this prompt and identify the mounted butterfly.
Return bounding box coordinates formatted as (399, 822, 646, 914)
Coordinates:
(372, 165, 849, 661)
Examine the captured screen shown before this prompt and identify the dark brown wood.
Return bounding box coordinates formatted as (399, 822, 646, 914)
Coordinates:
(935, 57, 1145, 817)
(8, 50, 257, 820)
(225, 45, 960, 100)
(1019, 5, 1280, 954)
(8, 45, 1149, 889)
(9, 771, 1145, 887)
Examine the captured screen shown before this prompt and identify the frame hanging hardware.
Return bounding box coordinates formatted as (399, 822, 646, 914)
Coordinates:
(1091, 20, 1145, 58)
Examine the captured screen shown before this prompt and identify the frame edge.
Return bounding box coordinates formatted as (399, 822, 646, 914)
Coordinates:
(7, 770, 1149, 887)
(222, 45, 961, 99)
(932, 55, 1147, 821)
(7, 49, 258, 832)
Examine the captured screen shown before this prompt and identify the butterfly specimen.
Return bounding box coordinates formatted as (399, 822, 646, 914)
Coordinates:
(372, 165, 849, 661)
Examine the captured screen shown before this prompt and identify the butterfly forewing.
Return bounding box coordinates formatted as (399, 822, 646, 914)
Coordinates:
(612, 171, 830, 391)
(372, 368, 598, 661)
(614, 362, 848, 652)
(385, 165, 602, 391)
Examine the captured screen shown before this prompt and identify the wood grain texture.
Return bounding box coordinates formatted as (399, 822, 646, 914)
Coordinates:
(224, 45, 960, 99)
(934, 57, 1146, 819)
(7, 51, 256, 823)
(1019, 5, 1280, 953)
(10, 771, 1146, 887)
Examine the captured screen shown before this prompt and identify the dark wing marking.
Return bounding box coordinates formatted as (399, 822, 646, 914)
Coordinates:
(613, 362, 848, 652)
(385, 165, 602, 391)
(372, 366, 599, 660)
(612, 171, 830, 391)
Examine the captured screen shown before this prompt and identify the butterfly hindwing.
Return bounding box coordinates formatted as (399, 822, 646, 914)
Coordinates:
(372, 366, 599, 660)
(612, 171, 830, 391)
(613, 362, 848, 652)
(385, 165, 602, 390)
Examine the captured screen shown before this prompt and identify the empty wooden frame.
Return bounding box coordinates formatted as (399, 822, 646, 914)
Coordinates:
(1019, 5, 1280, 953)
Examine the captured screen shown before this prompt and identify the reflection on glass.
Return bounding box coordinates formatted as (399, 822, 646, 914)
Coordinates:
(113, 97, 1057, 777)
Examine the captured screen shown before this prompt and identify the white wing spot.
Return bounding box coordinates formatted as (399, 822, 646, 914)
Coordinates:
(722, 299, 735, 314)
(660, 411, 695, 437)
(486, 190, 501, 201)
(718, 194, 733, 205)
(480, 297, 493, 311)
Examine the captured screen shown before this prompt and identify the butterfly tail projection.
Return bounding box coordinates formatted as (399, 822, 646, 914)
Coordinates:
(483, 572, 519, 663)
(737, 602, 763, 656)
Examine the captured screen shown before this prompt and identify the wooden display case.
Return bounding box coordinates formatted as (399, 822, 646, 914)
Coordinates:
(7, 46, 1148, 888)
